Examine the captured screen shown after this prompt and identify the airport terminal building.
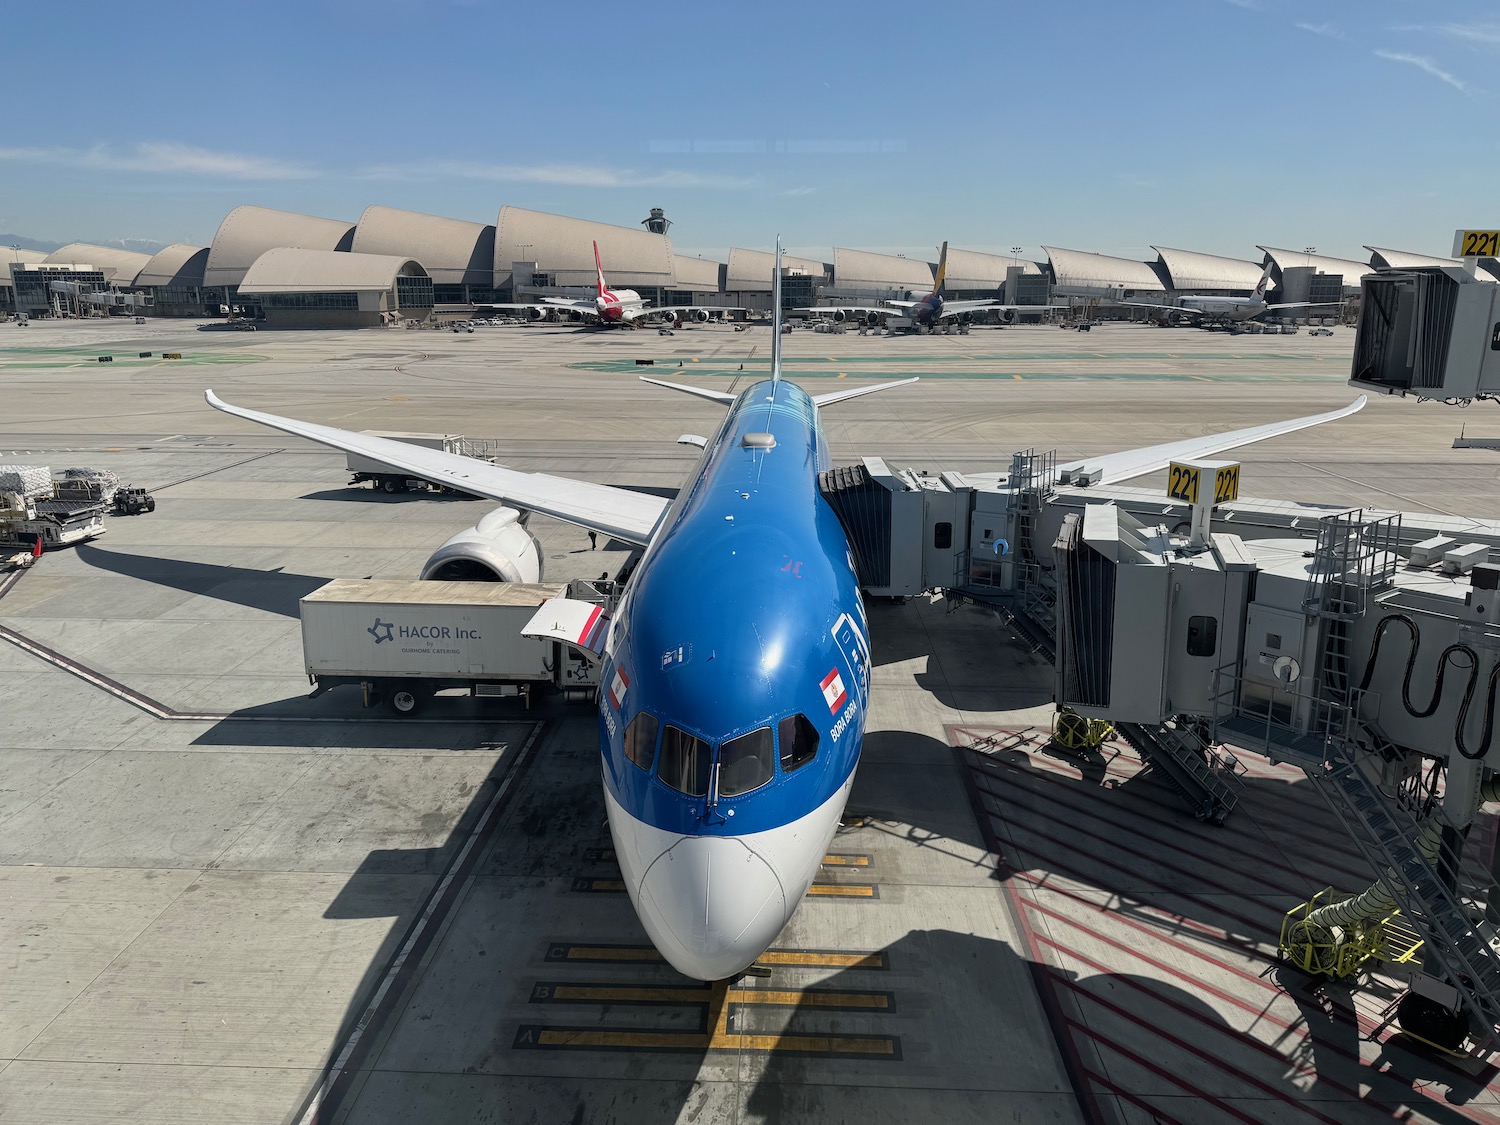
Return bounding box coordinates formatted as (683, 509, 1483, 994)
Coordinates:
(6, 199, 1496, 327)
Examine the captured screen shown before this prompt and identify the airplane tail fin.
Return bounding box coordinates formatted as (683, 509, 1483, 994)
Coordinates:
(593, 240, 607, 296)
(933, 241, 949, 295)
(1253, 261, 1272, 300)
(771, 237, 783, 391)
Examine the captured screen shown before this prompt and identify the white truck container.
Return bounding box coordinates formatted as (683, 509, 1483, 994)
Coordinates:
(346, 431, 471, 494)
(300, 578, 597, 714)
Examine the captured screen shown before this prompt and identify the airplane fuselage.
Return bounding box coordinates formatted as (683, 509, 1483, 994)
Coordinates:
(911, 292, 943, 326)
(1176, 295, 1266, 319)
(596, 287, 642, 322)
(597, 379, 871, 980)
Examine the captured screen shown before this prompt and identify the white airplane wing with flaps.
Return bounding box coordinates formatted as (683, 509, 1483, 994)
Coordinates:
(204, 390, 669, 546)
(963, 397, 1368, 489)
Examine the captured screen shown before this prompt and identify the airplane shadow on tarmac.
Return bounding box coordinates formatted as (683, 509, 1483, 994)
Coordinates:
(76, 542, 329, 619)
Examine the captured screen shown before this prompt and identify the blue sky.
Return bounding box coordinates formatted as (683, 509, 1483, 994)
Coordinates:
(3, 0, 1496, 265)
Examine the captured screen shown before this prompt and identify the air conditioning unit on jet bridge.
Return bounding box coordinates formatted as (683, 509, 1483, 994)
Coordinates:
(1349, 266, 1500, 402)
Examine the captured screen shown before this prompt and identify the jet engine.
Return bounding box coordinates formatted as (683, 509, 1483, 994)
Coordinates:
(420, 506, 541, 582)
(863, 311, 882, 327)
(527, 307, 549, 321)
(692, 309, 710, 323)
(1002, 309, 1017, 324)
(828, 308, 848, 324)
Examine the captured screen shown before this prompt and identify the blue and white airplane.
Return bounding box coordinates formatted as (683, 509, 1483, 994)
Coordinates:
(205, 242, 1365, 981)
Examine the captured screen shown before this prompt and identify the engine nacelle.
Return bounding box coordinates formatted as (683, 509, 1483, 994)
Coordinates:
(829, 308, 848, 324)
(420, 506, 541, 582)
(692, 309, 710, 323)
(527, 306, 549, 321)
(863, 310, 882, 327)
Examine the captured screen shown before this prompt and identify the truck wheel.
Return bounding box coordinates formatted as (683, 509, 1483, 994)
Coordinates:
(388, 683, 425, 716)
(382, 478, 400, 494)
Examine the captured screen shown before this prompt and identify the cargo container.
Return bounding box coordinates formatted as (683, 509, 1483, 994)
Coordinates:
(300, 578, 598, 714)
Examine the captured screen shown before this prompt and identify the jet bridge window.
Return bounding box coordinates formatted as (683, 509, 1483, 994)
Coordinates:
(1187, 615, 1218, 658)
(719, 728, 774, 796)
(933, 522, 953, 550)
(658, 725, 713, 796)
(778, 714, 820, 773)
(624, 712, 659, 771)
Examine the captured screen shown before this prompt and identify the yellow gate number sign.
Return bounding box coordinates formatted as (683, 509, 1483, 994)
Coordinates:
(1453, 230, 1500, 259)
(1168, 461, 1239, 506)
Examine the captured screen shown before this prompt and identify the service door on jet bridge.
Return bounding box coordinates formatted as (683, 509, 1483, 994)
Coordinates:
(1163, 561, 1248, 719)
(1240, 604, 1313, 730)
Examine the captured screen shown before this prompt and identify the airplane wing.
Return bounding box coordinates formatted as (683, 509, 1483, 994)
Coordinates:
(1265, 301, 1341, 310)
(1052, 396, 1367, 486)
(204, 391, 670, 546)
(961, 397, 1367, 489)
(793, 305, 888, 317)
(1122, 301, 1193, 313)
(639, 377, 738, 405)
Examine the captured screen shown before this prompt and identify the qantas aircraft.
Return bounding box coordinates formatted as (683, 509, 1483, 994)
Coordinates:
(478, 240, 742, 327)
(206, 242, 1364, 981)
(797, 241, 1066, 330)
(1127, 262, 1339, 326)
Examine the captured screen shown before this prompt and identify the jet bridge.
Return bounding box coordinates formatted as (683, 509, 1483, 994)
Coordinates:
(823, 385, 1500, 1050)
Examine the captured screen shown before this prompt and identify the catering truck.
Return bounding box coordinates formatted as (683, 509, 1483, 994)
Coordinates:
(299, 578, 601, 714)
(347, 431, 489, 494)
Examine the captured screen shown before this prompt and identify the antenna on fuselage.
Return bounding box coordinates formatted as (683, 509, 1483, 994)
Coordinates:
(770, 236, 783, 392)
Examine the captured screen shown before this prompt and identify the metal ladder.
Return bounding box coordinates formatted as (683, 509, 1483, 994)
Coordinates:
(1116, 721, 1242, 824)
(1312, 736, 1500, 1041)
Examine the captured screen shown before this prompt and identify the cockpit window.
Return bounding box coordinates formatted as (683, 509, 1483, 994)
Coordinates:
(778, 714, 819, 773)
(719, 727, 774, 796)
(624, 712, 658, 771)
(657, 725, 713, 796)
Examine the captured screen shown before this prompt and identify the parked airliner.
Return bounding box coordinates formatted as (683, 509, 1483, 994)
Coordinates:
(1128, 262, 1338, 325)
(797, 241, 1065, 330)
(206, 242, 1364, 981)
(478, 240, 742, 327)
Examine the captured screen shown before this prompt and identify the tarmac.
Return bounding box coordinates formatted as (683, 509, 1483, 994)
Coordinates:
(1, 315, 1497, 1123)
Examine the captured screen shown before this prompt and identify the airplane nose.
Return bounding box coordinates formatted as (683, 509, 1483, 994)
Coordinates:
(638, 835, 787, 981)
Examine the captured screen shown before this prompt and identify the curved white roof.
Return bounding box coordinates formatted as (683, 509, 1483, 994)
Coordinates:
(494, 206, 672, 289)
(672, 255, 723, 291)
(1044, 246, 1165, 295)
(1258, 246, 1370, 282)
(834, 247, 934, 292)
(136, 244, 209, 288)
(1152, 246, 1263, 292)
(725, 247, 829, 292)
(45, 243, 153, 286)
(205, 206, 356, 289)
(236, 248, 426, 294)
(942, 247, 1039, 291)
(353, 205, 493, 286)
(1365, 246, 1457, 270)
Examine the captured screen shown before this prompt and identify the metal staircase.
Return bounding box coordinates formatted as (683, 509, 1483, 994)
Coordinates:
(1116, 720, 1243, 824)
(1009, 447, 1057, 658)
(1312, 737, 1500, 1042)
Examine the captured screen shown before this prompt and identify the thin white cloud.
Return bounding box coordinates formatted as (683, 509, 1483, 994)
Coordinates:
(1296, 21, 1342, 39)
(780, 186, 817, 197)
(358, 159, 759, 190)
(1374, 49, 1475, 95)
(0, 142, 314, 180)
(1434, 21, 1500, 46)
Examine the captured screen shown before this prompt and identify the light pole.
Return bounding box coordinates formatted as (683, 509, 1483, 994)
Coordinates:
(1304, 247, 1317, 326)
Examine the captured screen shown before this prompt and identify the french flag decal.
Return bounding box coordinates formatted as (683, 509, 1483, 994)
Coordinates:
(608, 666, 630, 711)
(820, 668, 847, 714)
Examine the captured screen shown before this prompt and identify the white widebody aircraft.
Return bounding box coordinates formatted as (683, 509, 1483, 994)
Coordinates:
(1128, 263, 1338, 326)
(479, 240, 743, 327)
(205, 241, 1365, 981)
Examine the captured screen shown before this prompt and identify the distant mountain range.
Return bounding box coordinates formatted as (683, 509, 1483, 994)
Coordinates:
(1, 234, 171, 255)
